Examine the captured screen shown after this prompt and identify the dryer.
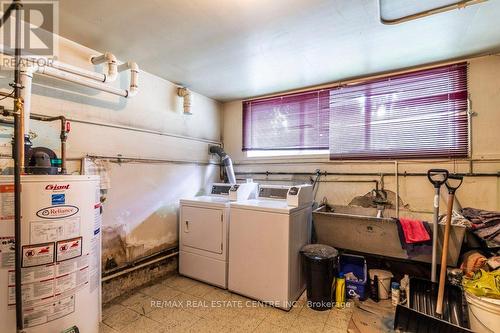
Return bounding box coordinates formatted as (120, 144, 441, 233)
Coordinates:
(228, 184, 313, 310)
(179, 182, 258, 288)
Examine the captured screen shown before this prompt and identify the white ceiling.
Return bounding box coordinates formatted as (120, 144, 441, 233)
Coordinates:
(58, 0, 500, 102)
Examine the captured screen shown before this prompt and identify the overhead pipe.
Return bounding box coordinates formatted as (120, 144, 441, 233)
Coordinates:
(235, 171, 500, 178)
(117, 61, 139, 97)
(90, 52, 118, 82)
(18, 64, 129, 135)
(177, 87, 192, 114)
(378, 0, 488, 25)
(14, 57, 139, 133)
(14, 60, 139, 162)
(1, 45, 118, 83)
(51, 60, 107, 82)
(37, 66, 129, 97)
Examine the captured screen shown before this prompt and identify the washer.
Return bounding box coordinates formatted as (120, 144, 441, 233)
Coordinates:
(228, 184, 313, 310)
(179, 182, 258, 288)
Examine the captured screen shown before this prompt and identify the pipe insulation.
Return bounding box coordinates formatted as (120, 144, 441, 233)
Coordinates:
(209, 146, 236, 184)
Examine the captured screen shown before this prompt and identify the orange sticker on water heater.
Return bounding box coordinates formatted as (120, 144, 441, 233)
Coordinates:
(0, 185, 14, 193)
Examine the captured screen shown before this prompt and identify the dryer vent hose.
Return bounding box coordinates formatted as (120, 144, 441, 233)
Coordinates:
(209, 146, 236, 184)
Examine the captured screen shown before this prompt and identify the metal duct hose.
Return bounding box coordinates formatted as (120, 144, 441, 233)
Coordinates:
(209, 146, 236, 184)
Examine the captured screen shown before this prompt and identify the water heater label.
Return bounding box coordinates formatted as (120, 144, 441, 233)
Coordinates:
(22, 243, 55, 268)
(36, 205, 79, 219)
(0, 184, 14, 221)
(0, 236, 15, 268)
(30, 218, 80, 244)
(56, 237, 82, 262)
(22, 265, 55, 284)
(23, 295, 76, 328)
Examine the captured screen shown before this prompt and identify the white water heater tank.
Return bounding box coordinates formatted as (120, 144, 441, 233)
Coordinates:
(0, 175, 101, 333)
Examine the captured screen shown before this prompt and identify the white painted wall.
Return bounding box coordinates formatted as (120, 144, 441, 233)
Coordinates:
(223, 56, 500, 215)
(0, 36, 222, 268)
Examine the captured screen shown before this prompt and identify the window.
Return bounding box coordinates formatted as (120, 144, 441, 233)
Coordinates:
(242, 62, 468, 159)
(329, 63, 468, 159)
(242, 90, 330, 151)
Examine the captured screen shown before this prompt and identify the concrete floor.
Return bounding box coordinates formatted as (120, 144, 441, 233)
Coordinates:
(100, 274, 356, 333)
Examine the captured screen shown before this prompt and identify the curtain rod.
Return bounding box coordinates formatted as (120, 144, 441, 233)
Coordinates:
(241, 51, 499, 102)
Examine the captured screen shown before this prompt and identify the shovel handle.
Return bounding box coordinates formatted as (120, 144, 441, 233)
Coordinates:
(427, 169, 449, 188)
(445, 174, 464, 194)
(436, 191, 455, 316)
(436, 176, 463, 316)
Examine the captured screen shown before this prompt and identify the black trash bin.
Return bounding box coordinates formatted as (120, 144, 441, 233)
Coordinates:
(300, 244, 339, 311)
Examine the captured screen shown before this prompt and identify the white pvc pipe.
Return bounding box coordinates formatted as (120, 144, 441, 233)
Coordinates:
(20, 66, 37, 135)
(37, 66, 128, 97)
(18, 65, 128, 135)
(51, 60, 106, 82)
(90, 52, 118, 82)
(117, 61, 139, 97)
(177, 87, 192, 114)
(22, 57, 109, 83)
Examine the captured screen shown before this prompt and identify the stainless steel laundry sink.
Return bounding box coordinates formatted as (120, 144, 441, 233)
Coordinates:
(312, 205, 466, 265)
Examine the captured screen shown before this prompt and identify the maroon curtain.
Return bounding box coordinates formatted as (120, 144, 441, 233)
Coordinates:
(242, 90, 330, 151)
(329, 63, 468, 159)
(242, 62, 468, 159)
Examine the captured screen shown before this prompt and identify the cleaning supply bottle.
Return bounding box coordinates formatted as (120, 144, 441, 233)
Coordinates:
(335, 272, 346, 308)
(391, 282, 400, 306)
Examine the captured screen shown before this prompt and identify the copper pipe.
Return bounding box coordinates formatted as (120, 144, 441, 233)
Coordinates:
(15, 97, 25, 173)
(378, 0, 489, 25)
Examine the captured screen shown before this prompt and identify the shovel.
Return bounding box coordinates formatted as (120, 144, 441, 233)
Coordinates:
(436, 174, 463, 317)
(427, 169, 449, 282)
(394, 173, 472, 333)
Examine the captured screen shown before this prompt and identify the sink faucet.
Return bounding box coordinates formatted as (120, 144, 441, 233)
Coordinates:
(376, 205, 385, 218)
(372, 189, 388, 218)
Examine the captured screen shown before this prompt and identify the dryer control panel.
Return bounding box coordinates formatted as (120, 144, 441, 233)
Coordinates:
(258, 186, 289, 200)
(211, 182, 258, 201)
(257, 184, 313, 207)
(287, 184, 313, 207)
(211, 184, 232, 195)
